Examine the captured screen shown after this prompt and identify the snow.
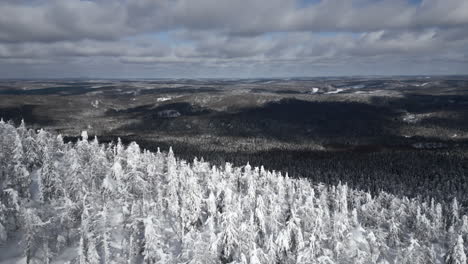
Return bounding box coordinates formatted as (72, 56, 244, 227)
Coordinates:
(413, 82, 431, 87)
(81, 131, 88, 140)
(52, 246, 79, 264)
(0, 233, 26, 264)
(311, 88, 319, 94)
(326, 88, 344, 94)
(402, 112, 434, 124)
(0, 122, 466, 264)
(91, 100, 99, 108)
(403, 113, 418, 123)
(157, 97, 172, 102)
(343, 227, 370, 258)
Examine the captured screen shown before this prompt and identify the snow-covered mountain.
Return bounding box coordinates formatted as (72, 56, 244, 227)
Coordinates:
(0, 120, 467, 264)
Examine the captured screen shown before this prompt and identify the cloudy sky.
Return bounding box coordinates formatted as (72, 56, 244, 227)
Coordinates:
(0, 0, 467, 78)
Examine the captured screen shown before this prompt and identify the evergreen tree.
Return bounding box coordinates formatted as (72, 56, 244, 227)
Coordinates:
(445, 235, 467, 264)
(0, 124, 467, 264)
(143, 216, 170, 264)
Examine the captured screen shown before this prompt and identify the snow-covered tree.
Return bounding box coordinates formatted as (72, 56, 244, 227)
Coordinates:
(0, 123, 466, 264)
(445, 235, 467, 264)
(143, 215, 171, 264)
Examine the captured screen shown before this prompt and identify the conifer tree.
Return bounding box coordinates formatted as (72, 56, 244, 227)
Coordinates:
(445, 235, 467, 264)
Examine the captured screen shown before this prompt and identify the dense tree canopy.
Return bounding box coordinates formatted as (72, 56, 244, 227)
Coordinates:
(0, 120, 467, 263)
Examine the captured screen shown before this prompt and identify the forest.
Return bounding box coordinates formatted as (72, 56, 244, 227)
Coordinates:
(0, 120, 467, 263)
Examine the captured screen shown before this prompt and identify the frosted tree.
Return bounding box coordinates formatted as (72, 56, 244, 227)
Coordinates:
(164, 147, 180, 217)
(415, 207, 431, 241)
(0, 201, 7, 244)
(42, 239, 53, 264)
(126, 201, 145, 264)
(23, 129, 40, 170)
(206, 191, 217, 221)
(445, 235, 467, 264)
(276, 226, 292, 263)
(143, 215, 171, 264)
(87, 140, 109, 193)
(218, 211, 239, 263)
(39, 148, 60, 201)
(0, 123, 16, 188)
(180, 229, 218, 264)
(1, 123, 468, 263)
(249, 243, 263, 264)
(254, 194, 267, 247)
(78, 234, 87, 264)
(432, 202, 444, 239)
(395, 237, 426, 264)
(125, 142, 148, 196)
(387, 216, 401, 248)
(100, 203, 112, 264)
(4, 188, 21, 230)
(86, 235, 100, 264)
(460, 216, 468, 241)
(366, 231, 381, 263)
(78, 194, 90, 264)
(297, 233, 319, 264)
(101, 167, 117, 196)
(285, 206, 305, 262)
(36, 129, 50, 162)
(12, 133, 31, 198)
(22, 208, 45, 264)
(452, 197, 460, 225)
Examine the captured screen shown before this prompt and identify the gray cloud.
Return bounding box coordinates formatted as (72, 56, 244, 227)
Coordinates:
(1, 0, 467, 43)
(0, 0, 467, 77)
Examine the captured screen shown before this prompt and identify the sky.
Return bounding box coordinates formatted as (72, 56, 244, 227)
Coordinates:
(0, 0, 467, 78)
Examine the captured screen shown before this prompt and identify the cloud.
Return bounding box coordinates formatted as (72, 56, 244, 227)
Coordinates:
(0, 0, 467, 77)
(0, 0, 129, 43)
(2, 0, 468, 43)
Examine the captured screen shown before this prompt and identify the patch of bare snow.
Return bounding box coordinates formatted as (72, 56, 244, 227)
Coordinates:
(91, 100, 99, 108)
(403, 113, 419, 123)
(413, 82, 430, 87)
(402, 112, 433, 124)
(326, 88, 344, 94)
(157, 97, 172, 102)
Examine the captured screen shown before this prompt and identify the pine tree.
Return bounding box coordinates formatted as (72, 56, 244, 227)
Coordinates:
(451, 198, 460, 228)
(12, 133, 31, 198)
(143, 216, 170, 264)
(42, 239, 53, 264)
(1, 123, 468, 263)
(445, 235, 467, 264)
(219, 211, 239, 263)
(0, 201, 7, 244)
(78, 234, 87, 264)
(22, 208, 45, 264)
(87, 236, 100, 264)
(101, 203, 112, 264)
